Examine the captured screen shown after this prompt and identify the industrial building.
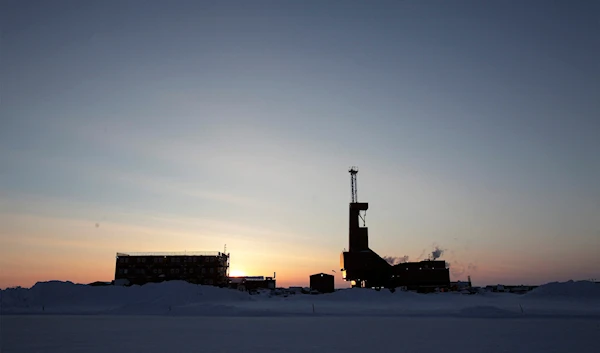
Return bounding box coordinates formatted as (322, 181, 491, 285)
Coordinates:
(340, 167, 451, 291)
(114, 251, 229, 286)
(310, 273, 335, 293)
(228, 276, 276, 292)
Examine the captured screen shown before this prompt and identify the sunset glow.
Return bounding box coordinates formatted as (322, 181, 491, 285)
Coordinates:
(229, 270, 246, 278)
(1, 0, 599, 290)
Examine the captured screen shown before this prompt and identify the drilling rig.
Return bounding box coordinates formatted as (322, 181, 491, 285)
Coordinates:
(340, 167, 450, 291)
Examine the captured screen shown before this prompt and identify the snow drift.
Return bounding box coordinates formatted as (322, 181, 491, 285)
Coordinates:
(2, 280, 598, 317)
(1, 280, 251, 315)
(523, 280, 600, 300)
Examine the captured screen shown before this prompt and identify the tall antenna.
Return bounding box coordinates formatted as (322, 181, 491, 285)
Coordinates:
(349, 166, 358, 203)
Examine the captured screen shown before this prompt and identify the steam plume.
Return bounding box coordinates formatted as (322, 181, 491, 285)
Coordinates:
(383, 255, 409, 265)
(430, 246, 444, 260)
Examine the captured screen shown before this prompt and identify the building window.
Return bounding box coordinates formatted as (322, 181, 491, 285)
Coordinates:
(210, 268, 214, 274)
(202, 268, 206, 274)
(119, 269, 124, 274)
(124, 269, 128, 274)
(190, 269, 194, 274)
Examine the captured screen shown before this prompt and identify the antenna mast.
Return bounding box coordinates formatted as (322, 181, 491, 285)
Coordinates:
(349, 166, 358, 203)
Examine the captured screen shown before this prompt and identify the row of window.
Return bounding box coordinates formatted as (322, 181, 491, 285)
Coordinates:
(118, 256, 226, 264)
(116, 265, 227, 271)
(118, 267, 223, 275)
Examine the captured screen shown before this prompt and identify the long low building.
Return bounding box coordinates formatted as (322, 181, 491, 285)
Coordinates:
(114, 251, 229, 286)
(228, 276, 276, 291)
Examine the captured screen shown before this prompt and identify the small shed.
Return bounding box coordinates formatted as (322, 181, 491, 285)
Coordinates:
(310, 273, 335, 293)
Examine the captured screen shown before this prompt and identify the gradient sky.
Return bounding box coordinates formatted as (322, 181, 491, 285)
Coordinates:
(1, 0, 599, 289)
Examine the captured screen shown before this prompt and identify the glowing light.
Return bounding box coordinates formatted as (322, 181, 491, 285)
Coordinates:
(229, 270, 246, 277)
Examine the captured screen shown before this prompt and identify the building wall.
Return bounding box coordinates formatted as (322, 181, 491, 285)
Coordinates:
(390, 261, 450, 289)
(228, 276, 276, 291)
(310, 273, 335, 293)
(114, 253, 229, 286)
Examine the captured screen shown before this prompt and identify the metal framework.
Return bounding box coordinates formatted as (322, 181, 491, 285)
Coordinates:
(349, 166, 366, 226)
(349, 166, 358, 203)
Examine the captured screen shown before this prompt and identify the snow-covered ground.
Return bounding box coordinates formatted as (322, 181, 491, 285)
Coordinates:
(1, 281, 599, 352)
(3, 316, 598, 353)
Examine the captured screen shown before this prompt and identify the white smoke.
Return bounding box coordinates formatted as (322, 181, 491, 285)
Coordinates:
(383, 255, 409, 265)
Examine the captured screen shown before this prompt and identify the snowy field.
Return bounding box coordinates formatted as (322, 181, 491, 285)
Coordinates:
(3, 316, 598, 353)
(1, 281, 599, 352)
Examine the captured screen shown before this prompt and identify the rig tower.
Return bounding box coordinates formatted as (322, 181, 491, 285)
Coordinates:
(349, 166, 358, 203)
(340, 167, 451, 291)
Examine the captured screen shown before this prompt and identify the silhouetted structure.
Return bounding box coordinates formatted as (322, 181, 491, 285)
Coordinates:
(340, 168, 451, 291)
(310, 273, 335, 293)
(114, 252, 229, 286)
(228, 276, 276, 292)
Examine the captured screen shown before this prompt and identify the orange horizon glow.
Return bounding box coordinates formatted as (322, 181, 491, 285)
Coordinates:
(2, 201, 598, 290)
(228, 270, 246, 277)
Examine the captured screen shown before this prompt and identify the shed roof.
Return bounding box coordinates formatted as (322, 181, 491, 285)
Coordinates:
(310, 273, 334, 278)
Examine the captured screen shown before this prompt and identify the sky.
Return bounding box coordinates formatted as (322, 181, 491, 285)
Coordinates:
(1, 0, 599, 289)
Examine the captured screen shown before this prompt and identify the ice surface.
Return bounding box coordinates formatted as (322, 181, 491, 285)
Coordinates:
(2, 316, 598, 353)
(1, 281, 599, 352)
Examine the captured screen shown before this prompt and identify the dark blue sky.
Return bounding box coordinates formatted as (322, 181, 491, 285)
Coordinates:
(1, 0, 599, 287)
